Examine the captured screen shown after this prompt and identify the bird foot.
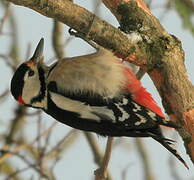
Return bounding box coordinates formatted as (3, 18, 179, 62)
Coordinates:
(94, 168, 107, 180)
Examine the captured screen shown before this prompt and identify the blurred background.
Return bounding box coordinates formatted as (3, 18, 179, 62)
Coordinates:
(0, 0, 193, 179)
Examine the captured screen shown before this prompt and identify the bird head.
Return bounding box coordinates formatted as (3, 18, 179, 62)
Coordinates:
(10, 38, 46, 107)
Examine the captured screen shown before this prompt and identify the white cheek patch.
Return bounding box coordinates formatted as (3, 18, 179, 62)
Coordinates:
(22, 71, 41, 104)
(50, 92, 115, 122)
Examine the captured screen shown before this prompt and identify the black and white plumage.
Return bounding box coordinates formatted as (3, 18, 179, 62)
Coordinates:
(10, 38, 188, 168)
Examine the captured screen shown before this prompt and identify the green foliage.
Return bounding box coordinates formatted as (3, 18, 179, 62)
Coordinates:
(174, 0, 194, 35)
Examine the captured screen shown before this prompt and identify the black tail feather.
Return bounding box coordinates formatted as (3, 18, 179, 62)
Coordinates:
(158, 118, 181, 129)
(148, 132, 189, 169)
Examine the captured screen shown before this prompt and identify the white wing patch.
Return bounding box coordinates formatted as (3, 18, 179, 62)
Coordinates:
(122, 98, 128, 105)
(134, 114, 147, 126)
(132, 102, 142, 112)
(147, 111, 157, 120)
(50, 92, 115, 122)
(115, 100, 130, 122)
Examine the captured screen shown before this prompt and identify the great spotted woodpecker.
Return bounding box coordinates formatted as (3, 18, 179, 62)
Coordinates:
(10, 38, 188, 168)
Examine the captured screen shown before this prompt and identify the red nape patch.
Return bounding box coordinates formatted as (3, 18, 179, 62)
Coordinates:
(17, 96, 25, 105)
(124, 67, 165, 118)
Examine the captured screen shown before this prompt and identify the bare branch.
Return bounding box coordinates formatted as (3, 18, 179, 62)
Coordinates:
(5, 166, 31, 180)
(0, 122, 57, 164)
(52, 20, 65, 59)
(102, 0, 194, 165)
(6, 0, 151, 66)
(135, 138, 155, 180)
(95, 137, 114, 180)
(0, 2, 10, 34)
(84, 132, 112, 180)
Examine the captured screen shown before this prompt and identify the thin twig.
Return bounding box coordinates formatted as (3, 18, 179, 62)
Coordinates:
(84, 132, 112, 180)
(16, 153, 50, 179)
(36, 113, 45, 177)
(0, 122, 57, 164)
(8, 5, 20, 64)
(121, 164, 131, 180)
(168, 133, 182, 180)
(84, 132, 103, 165)
(46, 129, 78, 157)
(25, 43, 32, 59)
(93, 0, 102, 16)
(52, 20, 65, 59)
(0, 89, 9, 103)
(135, 138, 155, 180)
(5, 166, 30, 180)
(95, 137, 114, 180)
(0, 54, 16, 71)
(0, 3, 10, 34)
(5, 106, 26, 144)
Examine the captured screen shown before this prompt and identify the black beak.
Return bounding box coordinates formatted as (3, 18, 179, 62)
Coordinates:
(30, 38, 44, 60)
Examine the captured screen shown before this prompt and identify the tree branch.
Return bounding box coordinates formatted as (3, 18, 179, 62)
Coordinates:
(52, 20, 65, 59)
(135, 138, 154, 180)
(84, 133, 112, 180)
(6, 0, 150, 66)
(94, 137, 114, 180)
(103, 0, 194, 165)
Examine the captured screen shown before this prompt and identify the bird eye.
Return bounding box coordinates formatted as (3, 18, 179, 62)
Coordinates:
(28, 70, 34, 77)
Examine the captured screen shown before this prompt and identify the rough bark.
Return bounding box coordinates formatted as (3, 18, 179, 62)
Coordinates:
(102, 0, 194, 163)
(7, 0, 194, 163)
(6, 0, 150, 66)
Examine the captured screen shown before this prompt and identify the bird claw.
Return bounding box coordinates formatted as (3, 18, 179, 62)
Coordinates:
(68, 28, 100, 50)
(68, 28, 82, 38)
(94, 168, 107, 180)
